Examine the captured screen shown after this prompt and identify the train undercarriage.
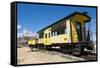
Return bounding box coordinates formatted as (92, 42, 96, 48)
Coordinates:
(29, 41, 94, 55)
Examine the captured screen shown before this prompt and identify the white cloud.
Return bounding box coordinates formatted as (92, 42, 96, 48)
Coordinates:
(17, 25, 21, 29)
(17, 31, 38, 38)
(24, 31, 38, 38)
(17, 33, 23, 38)
(17, 25, 38, 38)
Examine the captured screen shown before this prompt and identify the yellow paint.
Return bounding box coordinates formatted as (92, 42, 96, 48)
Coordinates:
(51, 34, 68, 44)
(38, 38, 44, 44)
(47, 19, 71, 44)
(31, 40, 36, 45)
(44, 28, 51, 45)
(66, 19, 71, 43)
(73, 14, 89, 24)
(71, 21, 78, 43)
(28, 39, 37, 45)
(28, 40, 32, 45)
(71, 14, 89, 42)
(37, 13, 89, 45)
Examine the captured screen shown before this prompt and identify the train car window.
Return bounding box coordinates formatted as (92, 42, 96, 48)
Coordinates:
(53, 32, 55, 36)
(39, 32, 44, 38)
(45, 33, 47, 38)
(64, 28, 67, 34)
(51, 32, 53, 36)
(51, 31, 58, 36)
(76, 24, 80, 29)
(48, 33, 50, 38)
(55, 31, 57, 36)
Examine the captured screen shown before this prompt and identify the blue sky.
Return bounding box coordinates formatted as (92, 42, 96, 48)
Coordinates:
(17, 3, 96, 35)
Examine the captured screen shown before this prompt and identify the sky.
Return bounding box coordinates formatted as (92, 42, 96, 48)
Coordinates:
(17, 3, 96, 38)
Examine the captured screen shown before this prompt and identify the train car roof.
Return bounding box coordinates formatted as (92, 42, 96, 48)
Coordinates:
(37, 12, 91, 33)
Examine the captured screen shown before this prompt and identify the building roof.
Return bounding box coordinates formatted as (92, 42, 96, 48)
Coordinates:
(37, 12, 91, 33)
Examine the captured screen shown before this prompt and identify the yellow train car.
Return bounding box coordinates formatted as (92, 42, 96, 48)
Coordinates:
(28, 39, 37, 45)
(28, 12, 94, 54)
(28, 39, 38, 50)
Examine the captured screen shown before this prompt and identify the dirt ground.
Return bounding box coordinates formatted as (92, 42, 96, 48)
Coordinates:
(17, 46, 96, 65)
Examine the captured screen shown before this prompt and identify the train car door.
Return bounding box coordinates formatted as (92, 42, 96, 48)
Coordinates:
(44, 28, 51, 45)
